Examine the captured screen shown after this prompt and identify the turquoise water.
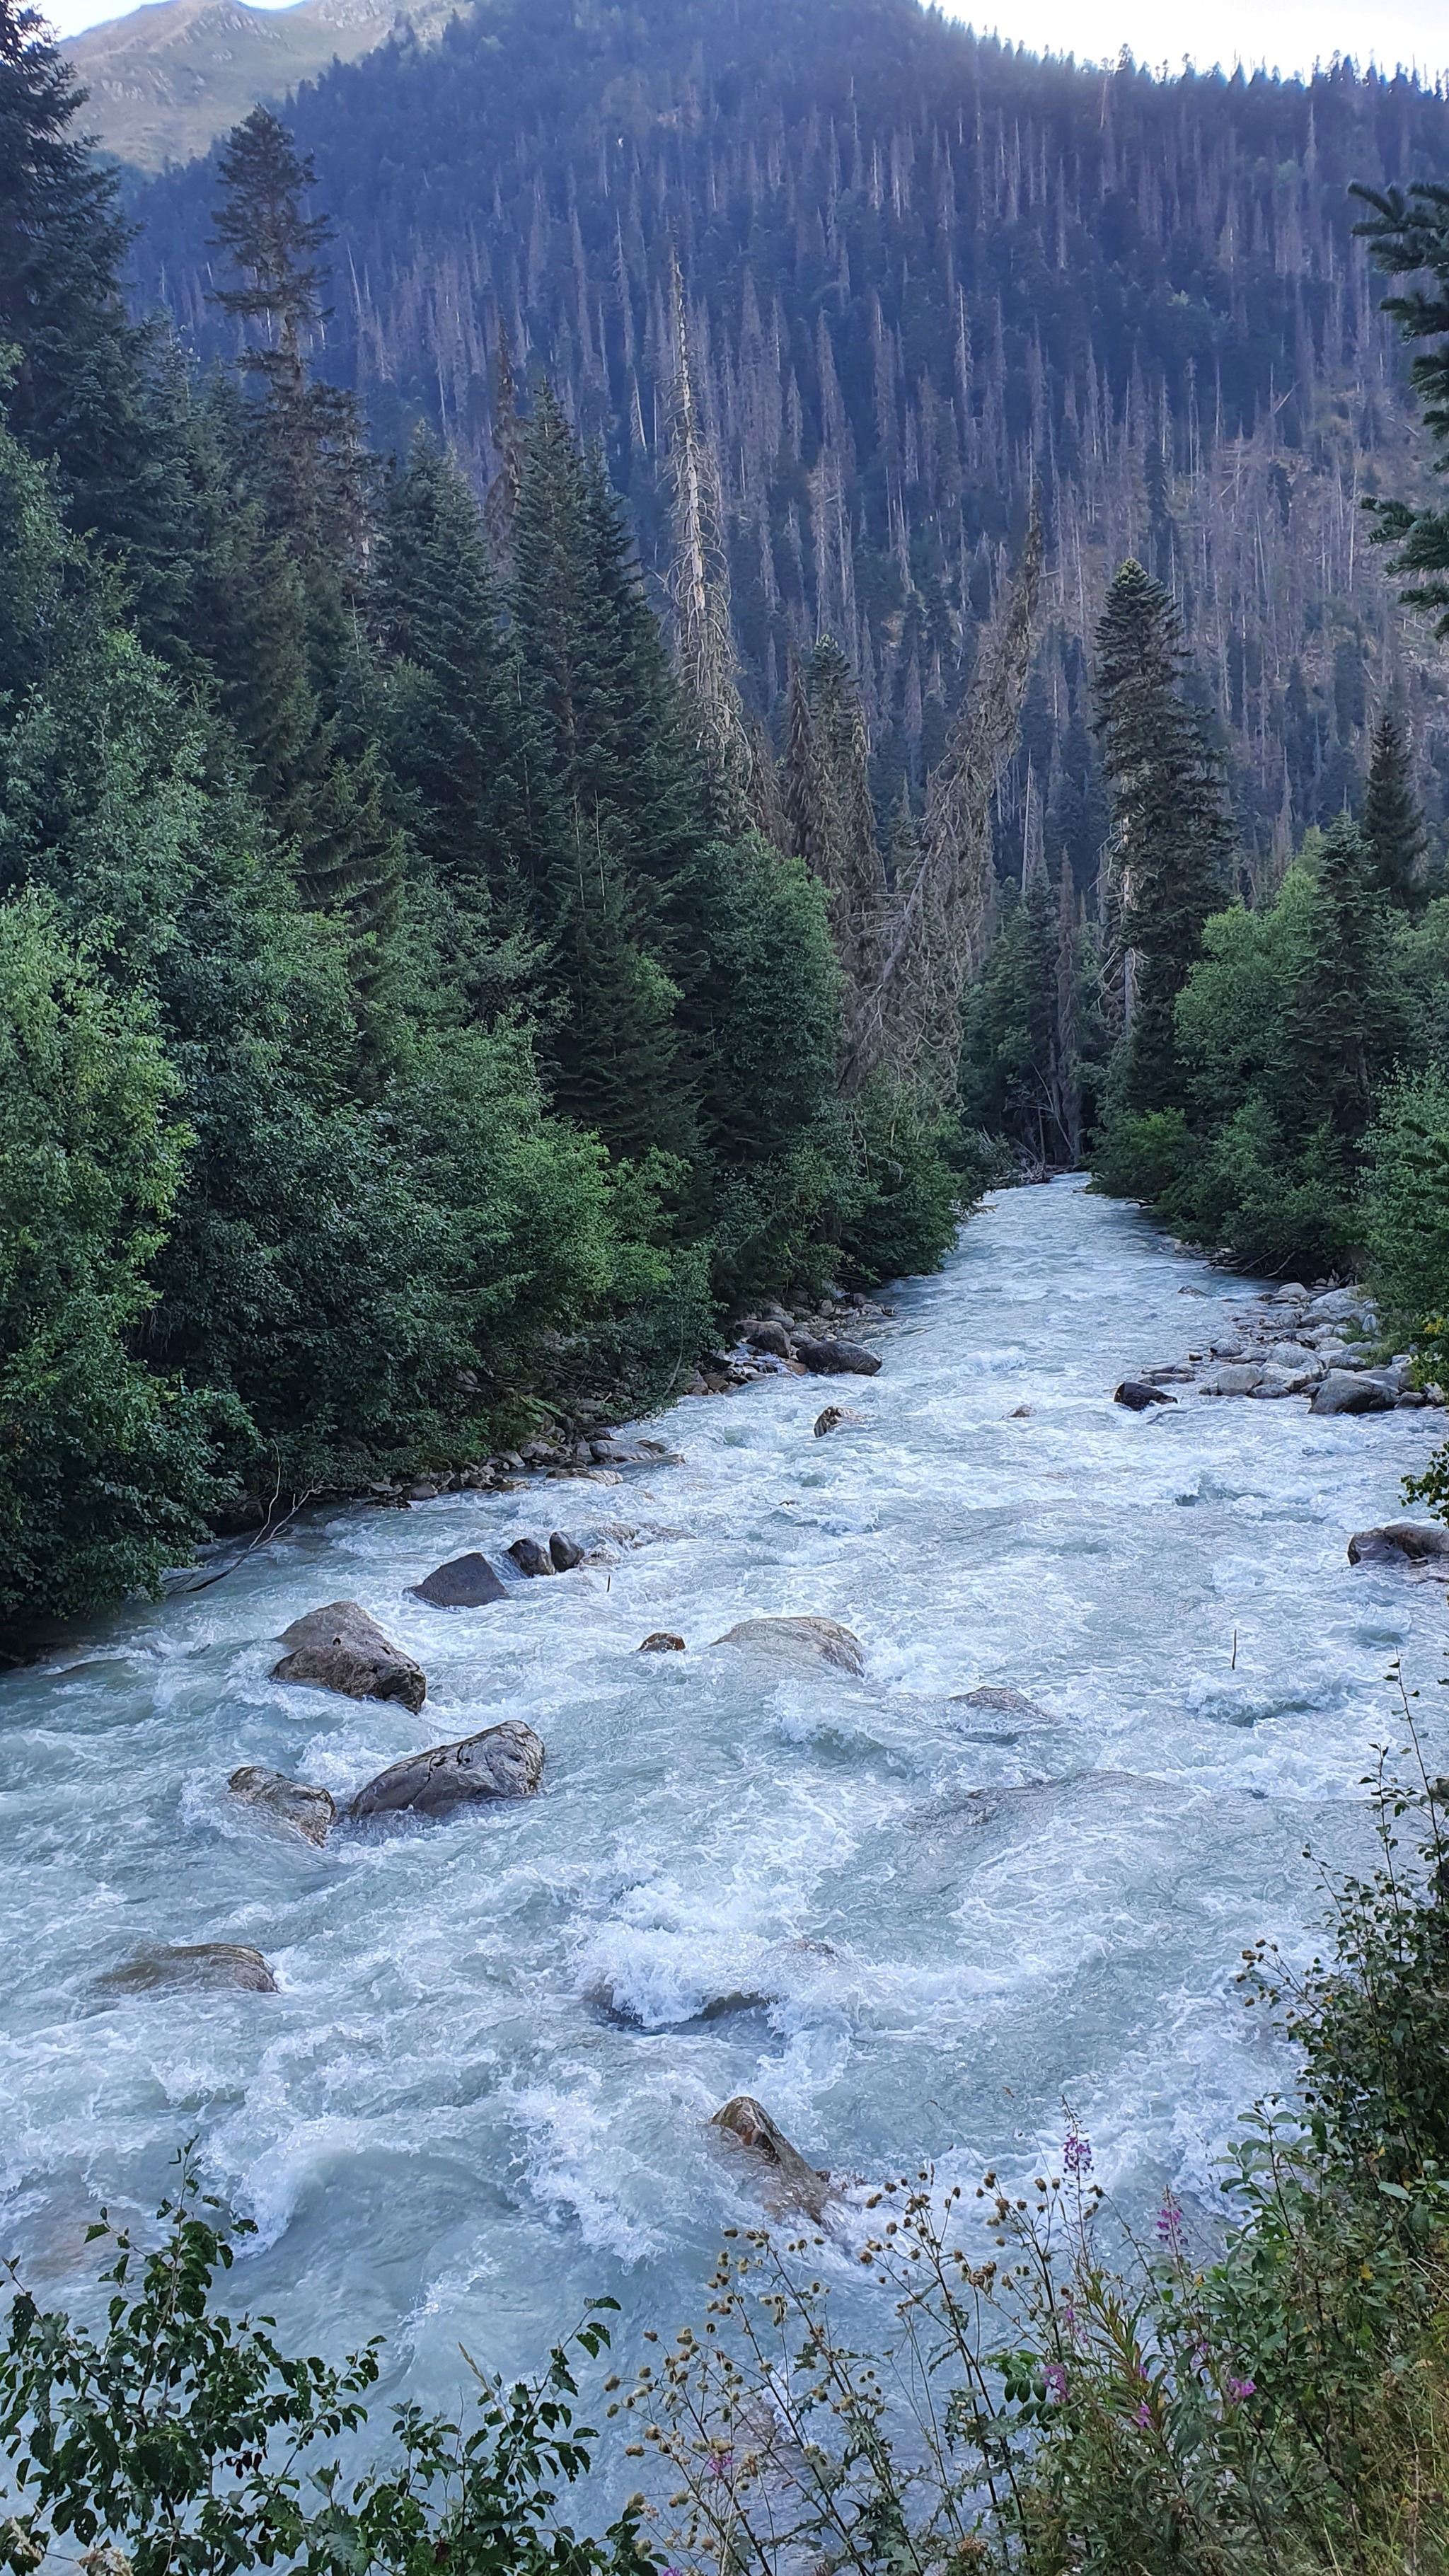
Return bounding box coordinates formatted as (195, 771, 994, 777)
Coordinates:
(2, 1177, 1444, 2411)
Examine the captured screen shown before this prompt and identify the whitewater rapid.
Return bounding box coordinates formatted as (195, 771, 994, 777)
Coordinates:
(3, 1178, 1446, 2404)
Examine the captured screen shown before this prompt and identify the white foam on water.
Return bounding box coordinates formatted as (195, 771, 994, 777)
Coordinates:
(3, 1177, 1447, 2407)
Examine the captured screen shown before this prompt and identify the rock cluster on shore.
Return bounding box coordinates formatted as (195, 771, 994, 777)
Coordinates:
(1125, 1280, 1435, 1418)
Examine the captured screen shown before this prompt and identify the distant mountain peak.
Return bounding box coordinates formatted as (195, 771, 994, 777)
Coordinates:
(68, 0, 458, 169)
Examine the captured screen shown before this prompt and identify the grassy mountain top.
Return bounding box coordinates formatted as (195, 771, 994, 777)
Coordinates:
(68, 0, 459, 170)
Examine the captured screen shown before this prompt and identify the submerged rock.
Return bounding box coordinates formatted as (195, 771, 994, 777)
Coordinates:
(507, 1537, 554, 1578)
(951, 1685, 1053, 1721)
(350, 1718, 545, 1821)
(102, 1942, 277, 1995)
(1348, 1522, 1449, 1566)
(1114, 1379, 1175, 1410)
(1310, 1371, 1395, 1417)
(792, 1335, 882, 1377)
(229, 1765, 335, 1846)
(639, 1631, 686, 1652)
(411, 1552, 508, 1608)
(272, 1602, 425, 1712)
(813, 1404, 862, 1436)
(710, 2093, 831, 2219)
(715, 1615, 865, 1675)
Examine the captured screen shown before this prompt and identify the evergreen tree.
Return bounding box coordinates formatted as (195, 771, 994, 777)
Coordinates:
(1095, 559, 1233, 1113)
(1355, 181, 1449, 634)
(509, 385, 700, 1163)
(0, 0, 146, 542)
(1288, 814, 1407, 1145)
(1363, 710, 1429, 911)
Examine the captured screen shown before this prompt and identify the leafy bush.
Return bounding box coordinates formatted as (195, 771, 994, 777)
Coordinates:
(0, 2162, 645, 2576)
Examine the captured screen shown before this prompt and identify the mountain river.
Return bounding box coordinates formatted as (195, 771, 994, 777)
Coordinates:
(4, 1176, 1448, 2418)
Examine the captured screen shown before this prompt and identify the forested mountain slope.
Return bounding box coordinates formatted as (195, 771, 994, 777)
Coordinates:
(130, 0, 1449, 866)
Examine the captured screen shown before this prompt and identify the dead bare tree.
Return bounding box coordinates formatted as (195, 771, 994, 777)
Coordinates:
(662, 246, 754, 824)
(844, 497, 1043, 1099)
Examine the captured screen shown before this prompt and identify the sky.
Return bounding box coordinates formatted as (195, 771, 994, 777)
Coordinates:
(44, 0, 1449, 79)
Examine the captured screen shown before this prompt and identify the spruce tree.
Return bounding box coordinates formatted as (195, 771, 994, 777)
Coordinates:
(1288, 814, 1406, 1145)
(0, 0, 150, 543)
(1363, 710, 1429, 912)
(1095, 559, 1232, 1113)
(377, 432, 522, 963)
(509, 385, 699, 1162)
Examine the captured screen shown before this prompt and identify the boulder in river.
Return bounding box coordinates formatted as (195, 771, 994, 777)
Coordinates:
(272, 1602, 426, 1712)
(350, 1718, 545, 1821)
(589, 1436, 679, 1467)
(640, 1631, 686, 1652)
(102, 1942, 278, 1995)
(745, 1320, 792, 1358)
(951, 1685, 1053, 1721)
(229, 1765, 335, 1846)
(411, 1552, 508, 1608)
(1348, 1522, 1449, 1566)
(813, 1404, 862, 1436)
(1310, 1371, 1395, 1417)
(715, 1615, 865, 1675)
(549, 1530, 585, 1571)
(710, 2093, 831, 2219)
(1114, 1379, 1175, 1410)
(792, 1334, 882, 1377)
(507, 1537, 554, 1578)
(1205, 1363, 1263, 1396)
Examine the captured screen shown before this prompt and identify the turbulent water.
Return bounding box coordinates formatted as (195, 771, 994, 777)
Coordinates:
(4, 1178, 1448, 2410)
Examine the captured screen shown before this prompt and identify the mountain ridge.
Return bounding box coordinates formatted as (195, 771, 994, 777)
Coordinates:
(129, 0, 1449, 861)
(69, 0, 459, 169)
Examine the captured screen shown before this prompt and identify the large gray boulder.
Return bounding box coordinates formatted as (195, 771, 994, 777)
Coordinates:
(1310, 1371, 1395, 1417)
(710, 2094, 831, 2219)
(411, 1552, 508, 1608)
(792, 1334, 882, 1377)
(229, 1766, 335, 1846)
(744, 1319, 793, 1358)
(350, 1718, 545, 1821)
(1348, 1522, 1449, 1566)
(1206, 1363, 1263, 1396)
(715, 1615, 865, 1675)
(273, 1602, 426, 1712)
(102, 1943, 278, 1995)
(507, 1537, 554, 1578)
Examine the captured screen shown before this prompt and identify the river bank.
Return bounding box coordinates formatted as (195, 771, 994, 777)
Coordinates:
(2, 1177, 1445, 2406)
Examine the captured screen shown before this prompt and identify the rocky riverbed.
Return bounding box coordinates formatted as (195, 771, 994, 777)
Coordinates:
(2, 1177, 1447, 2405)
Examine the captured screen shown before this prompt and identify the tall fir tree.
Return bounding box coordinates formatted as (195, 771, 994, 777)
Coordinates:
(1095, 558, 1233, 1113)
(1363, 710, 1430, 912)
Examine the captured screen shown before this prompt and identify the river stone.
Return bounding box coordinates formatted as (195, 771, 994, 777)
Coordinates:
(813, 1404, 862, 1436)
(507, 1537, 554, 1578)
(714, 1615, 865, 1675)
(229, 1765, 335, 1846)
(745, 1319, 792, 1358)
(640, 1631, 686, 1652)
(1114, 1379, 1174, 1410)
(951, 1685, 1053, 1721)
(272, 1602, 426, 1712)
(589, 1436, 677, 1467)
(791, 1334, 882, 1377)
(1348, 1522, 1449, 1566)
(549, 1530, 585, 1571)
(1310, 1370, 1395, 1417)
(710, 2093, 831, 2219)
(1206, 1363, 1263, 1396)
(1266, 1341, 1322, 1374)
(350, 1717, 545, 1821)
(411, 1552, 508, 1608)
(102, 1942, 278, 1995)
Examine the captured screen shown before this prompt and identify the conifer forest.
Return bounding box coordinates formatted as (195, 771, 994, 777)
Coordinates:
(17, 0, 1449, 2559)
